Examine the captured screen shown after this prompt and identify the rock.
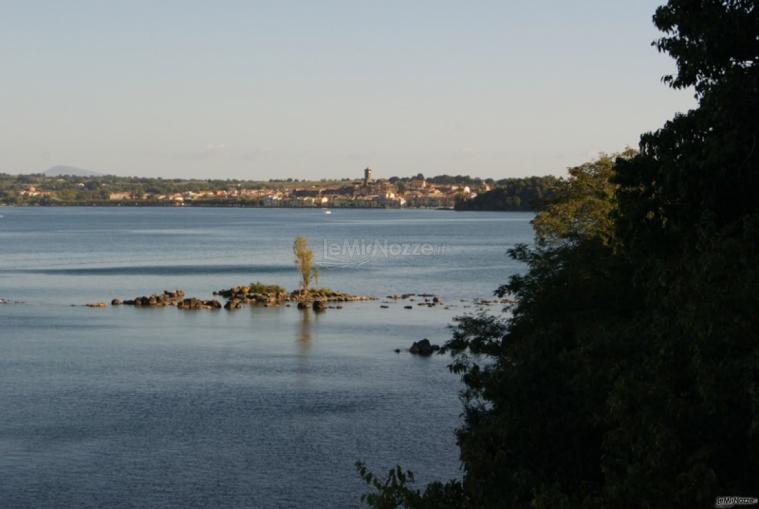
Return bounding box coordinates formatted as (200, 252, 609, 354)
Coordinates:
(1, 299, 26, 305)
(117, 290, 188, 308)
(404, 305, 413, 310)
(177, 298, 221, 310)
(177, 298, 196, 309)
(224, 299, 242, 310)
(312, 300, 328, 312)
(394, 348, 401, 353)
(85, 302, 107, 308)
(217, 283, 288, 305)
(297, 302, 308, 310)
(380, 305, 389, 309)
(409, 339, 439, 356)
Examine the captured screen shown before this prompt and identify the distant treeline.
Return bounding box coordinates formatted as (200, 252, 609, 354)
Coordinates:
(455, 176, 562, 211)
(388, 174, 495, 186)
(0, 173, 309, 203)
(0, 173, 560, 210)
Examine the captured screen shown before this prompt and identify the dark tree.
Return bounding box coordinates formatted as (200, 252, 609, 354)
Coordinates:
(454, 176, 561, 211)
(359, 1, 759, 507)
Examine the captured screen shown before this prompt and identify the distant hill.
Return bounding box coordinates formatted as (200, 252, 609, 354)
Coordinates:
(44, 165, 103, 177)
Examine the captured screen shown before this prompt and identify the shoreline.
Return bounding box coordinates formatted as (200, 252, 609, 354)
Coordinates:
(0, 202, 533, 212)
(0, 202, 453, 210)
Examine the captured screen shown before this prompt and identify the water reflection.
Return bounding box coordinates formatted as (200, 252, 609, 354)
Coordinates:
(297, 307, 313, 353)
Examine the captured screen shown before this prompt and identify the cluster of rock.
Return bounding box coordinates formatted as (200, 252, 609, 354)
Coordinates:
(112, 290, 186, 307)
(387, 293, 438, 301)
(293, 289, 375, 313)
(0, 298, 21, 305)
(83, 283, 512, 317)
(383, 293, 445, 310)
(408, 338, 440, 356)
(177, 298, 222, 310)
(379, 294, 517, 312)
(472, 297, 514, 306)
(290, 288, 375, 303)
(84, 284, 377, 313)
(82, 288, 515, 315)
(214, 284, 375, 313)
(214, 283, 289, 309)
(102, 290, 222, 310)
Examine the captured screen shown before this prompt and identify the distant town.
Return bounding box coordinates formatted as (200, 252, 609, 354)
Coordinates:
(0, 167, 560, 211)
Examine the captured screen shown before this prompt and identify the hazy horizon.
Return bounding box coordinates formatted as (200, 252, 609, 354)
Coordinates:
(1, 1, 695, 180)
(6, 163, 562, 181)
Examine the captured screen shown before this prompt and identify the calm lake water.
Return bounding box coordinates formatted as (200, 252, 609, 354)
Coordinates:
(0, 207, 532, 508)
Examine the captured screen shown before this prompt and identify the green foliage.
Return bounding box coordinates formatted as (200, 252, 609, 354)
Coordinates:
(248, 281, 286, 295)
(426, 175, 484, 186)
(293, 236, 318, 296)
(360, 2, 759, 506)
(454, 176, 561, 211)
(308, 287, 335, 297)
(532, 151, 635, 246)
(356, 462, 466, 509)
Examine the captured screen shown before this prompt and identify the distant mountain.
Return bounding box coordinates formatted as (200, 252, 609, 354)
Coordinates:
(44, 165, 103, 177)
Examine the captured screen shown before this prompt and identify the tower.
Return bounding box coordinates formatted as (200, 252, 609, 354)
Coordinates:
(363, 167, 373, 186)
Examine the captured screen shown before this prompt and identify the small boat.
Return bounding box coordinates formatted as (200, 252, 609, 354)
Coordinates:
(323, 209, 332, 215)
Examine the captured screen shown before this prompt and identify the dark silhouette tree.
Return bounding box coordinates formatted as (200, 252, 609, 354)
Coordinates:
(359, 1, 759, 506)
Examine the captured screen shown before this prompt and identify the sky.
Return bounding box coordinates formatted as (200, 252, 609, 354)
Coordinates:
(0, 0, 695, 180)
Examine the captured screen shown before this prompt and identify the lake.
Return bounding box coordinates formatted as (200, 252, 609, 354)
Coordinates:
(0, 207, 532, 508)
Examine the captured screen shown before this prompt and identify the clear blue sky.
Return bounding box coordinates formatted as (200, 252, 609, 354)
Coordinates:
(0, 0, 694, 180)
